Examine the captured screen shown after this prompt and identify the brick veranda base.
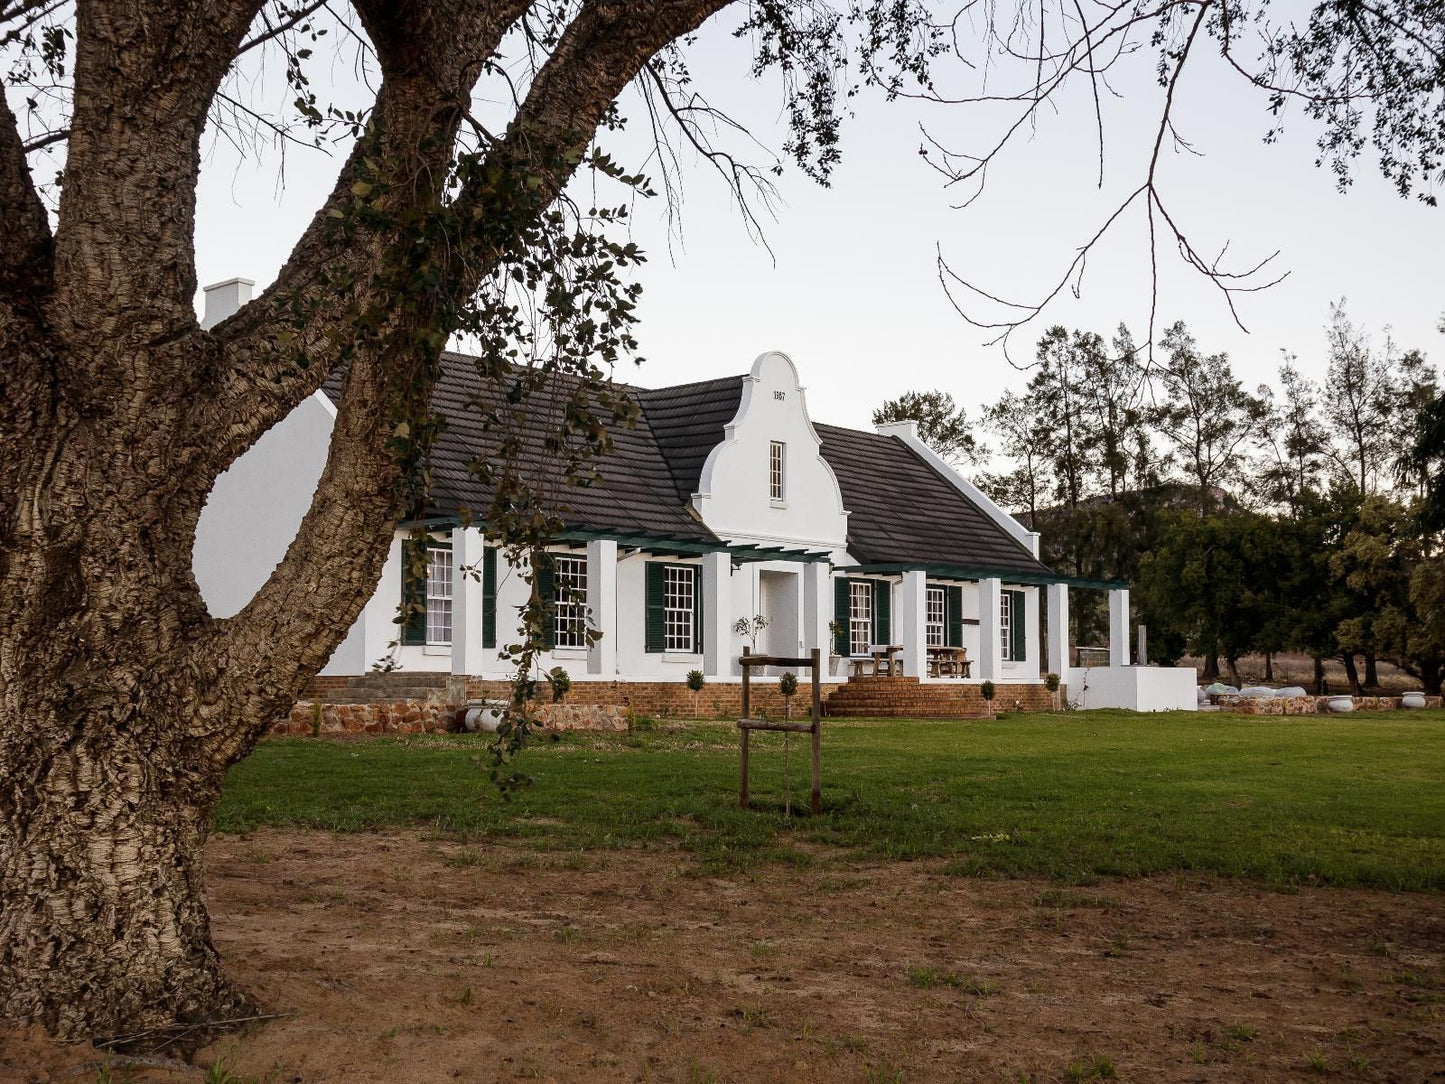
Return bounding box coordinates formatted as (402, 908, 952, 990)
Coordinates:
(273, 674, 1055, 735)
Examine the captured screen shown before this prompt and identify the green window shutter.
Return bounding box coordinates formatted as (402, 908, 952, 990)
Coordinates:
(946, 585, 964, 648)
(536, 557, 555, 650)
(833, 576, 850, 656)
(645, 561, 666, 653)
(481, 546, 497, 650)
(692, 567, 704, 653)
(872, 580, 891, 645)
(400, 540, 427, 646)
(1009, 590, 1027, 663)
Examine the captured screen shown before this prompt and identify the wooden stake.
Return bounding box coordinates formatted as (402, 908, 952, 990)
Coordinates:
(810, 647, 822, 815)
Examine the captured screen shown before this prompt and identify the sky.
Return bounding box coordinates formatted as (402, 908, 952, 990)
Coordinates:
(191, 4, 1443, 435)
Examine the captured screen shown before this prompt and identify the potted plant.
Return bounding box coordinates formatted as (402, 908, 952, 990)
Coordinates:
(686, 668, 706, 718)
(827, 620, 846, 676)
(1044, 672, 1061, 711)
(733, 614, 768, 655)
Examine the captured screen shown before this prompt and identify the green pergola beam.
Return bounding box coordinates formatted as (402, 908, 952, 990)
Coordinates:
(851, 563, 1126, 591)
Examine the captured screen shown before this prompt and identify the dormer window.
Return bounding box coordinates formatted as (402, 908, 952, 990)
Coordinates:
(769, 441, 785, 501)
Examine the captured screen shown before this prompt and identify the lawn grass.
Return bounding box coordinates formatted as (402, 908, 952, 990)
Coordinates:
(215, 710, 1445, 889)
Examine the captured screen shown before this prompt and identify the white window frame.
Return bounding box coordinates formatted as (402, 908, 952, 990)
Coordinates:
(664, 565, 697, 653)
(425, 545, 453, 646)
(849, 581, 872, 657)
(926, 586, 946, 648)
(552, 555, 589, 649)
(769, 440, 786, 502)
(1000, 590, 1014, 662)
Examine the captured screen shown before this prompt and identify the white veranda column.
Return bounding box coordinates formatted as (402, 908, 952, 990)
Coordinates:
(1046, 582, 1070, 678)
(702, 550, 733, 679)
(978, 576, 1003, 681)
(1108, 587, 1131, 667)
(586, 538, 617, 676)
(801, 561, 831, 658)
(451, 526, 484, 676)
(898, 570, 927, 678)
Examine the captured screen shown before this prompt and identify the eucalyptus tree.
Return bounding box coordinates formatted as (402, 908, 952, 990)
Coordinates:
(1323, 302, 1404, 495)
(1255, 359, 1331, 513)
(1153, 321, 1266, 513)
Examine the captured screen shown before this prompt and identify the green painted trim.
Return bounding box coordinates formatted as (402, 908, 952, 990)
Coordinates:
(850, 563, 1126, 591)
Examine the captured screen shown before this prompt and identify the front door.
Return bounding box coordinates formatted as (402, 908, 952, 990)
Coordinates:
(759, 569, 800, 672)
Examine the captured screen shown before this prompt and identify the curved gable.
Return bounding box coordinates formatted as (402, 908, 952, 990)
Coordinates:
(689, 351, 849, 552)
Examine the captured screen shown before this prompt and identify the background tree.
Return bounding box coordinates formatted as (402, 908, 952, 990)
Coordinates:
(1028, 326, 1094, 511)
(980, 389, 1052, 523)
(1322, 302, 1402, 496)
(872, 388, 984, 466)
(1254, 360, 1330, 513)
(1153, 322, 1265, 513)
(1077, 324, 1149, 500)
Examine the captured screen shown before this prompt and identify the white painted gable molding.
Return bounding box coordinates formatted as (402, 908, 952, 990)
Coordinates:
(692, 351, 849, 557)
(873, 419, 1041, 559)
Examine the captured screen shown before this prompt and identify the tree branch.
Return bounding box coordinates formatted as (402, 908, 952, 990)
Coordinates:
(0, 85, 52, 294)
(196, 0, 738, 762)
(48, 0, 266, 399)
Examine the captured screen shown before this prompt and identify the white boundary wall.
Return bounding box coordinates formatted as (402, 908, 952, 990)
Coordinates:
(1066, 665, 1197, 712)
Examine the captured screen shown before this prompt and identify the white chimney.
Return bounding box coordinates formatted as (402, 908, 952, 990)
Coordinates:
(873, 419, 920, 441)
(201, 277, 254, 330)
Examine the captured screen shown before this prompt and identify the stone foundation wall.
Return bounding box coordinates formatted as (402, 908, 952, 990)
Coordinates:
(271, 697, 460, 736)
(1214, 694, 1443, 715)
(464, 678, 844, 720)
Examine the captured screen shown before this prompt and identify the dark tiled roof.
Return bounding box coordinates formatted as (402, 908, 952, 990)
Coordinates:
(323, 354, 1054, 576)
(635, 376, 744, 503)
(324, 355, 719, 543)
(815, 424, 1052, 577)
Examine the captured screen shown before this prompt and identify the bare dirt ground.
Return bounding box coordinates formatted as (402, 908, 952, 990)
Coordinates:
(5, 829, 1443, 1083)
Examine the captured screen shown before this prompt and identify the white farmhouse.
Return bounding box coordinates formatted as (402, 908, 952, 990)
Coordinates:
(192, 280, 1194, 713)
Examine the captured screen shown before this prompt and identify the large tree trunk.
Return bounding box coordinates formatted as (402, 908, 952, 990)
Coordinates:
(1264, 651, 1274, 682)
(1226, 655, 1242, 689)
(1364, 651, 1379, 691)
(1201, 650, 1220, 682)
(1313, 655, 1327, 695)
(0, 0, 737, 1044)
(0, 721, 247, 1039)
(1341, 652, 1363, 696)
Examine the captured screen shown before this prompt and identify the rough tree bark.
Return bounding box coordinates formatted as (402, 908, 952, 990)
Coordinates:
(0, 0, 729, 1041)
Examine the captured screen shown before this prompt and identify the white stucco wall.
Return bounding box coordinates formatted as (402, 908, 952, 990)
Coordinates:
(193, 392, 334, 619)
(191, 390, 375, 675)
(1066, 665, 1198, 711)
(693, 351, 849, 558)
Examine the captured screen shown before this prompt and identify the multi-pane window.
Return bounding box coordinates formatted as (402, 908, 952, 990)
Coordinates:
(425, 545, 453, 645)
(769, 441, 785, 501)
(664, 565, 697, 652)
(849, 581, 872, 656)
(999, 590, 1013, 662)
(926, 587, 946, 647)
(552, 555, 589, 649)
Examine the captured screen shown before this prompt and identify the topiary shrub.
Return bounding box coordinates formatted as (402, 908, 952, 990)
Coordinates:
(980, 680, 996, 702)
(686, 669, 705, 718)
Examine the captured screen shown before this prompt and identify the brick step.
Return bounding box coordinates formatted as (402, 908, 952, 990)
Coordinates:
(317, 693, 456, 705)
(343, 674, 451, 687)
(827, 698, 979, 707)
(825, 707, 989, 719)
